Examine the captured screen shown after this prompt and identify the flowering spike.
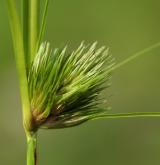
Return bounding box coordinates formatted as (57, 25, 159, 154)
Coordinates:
(28, 42, 114, 129)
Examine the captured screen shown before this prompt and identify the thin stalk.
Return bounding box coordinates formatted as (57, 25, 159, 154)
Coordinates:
(22, 0, 30, 70)
(29, 0, 40, 63)
(6, 0, 32, 131)
(108, 42, 160, 73)
(27, 132, 38, 165)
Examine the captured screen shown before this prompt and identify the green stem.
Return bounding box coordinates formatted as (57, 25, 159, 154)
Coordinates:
(6, 0, 32, 131)
(29, 0, 40, 63)
(108, 42, 160, 73)
(22, 0, 30, 71)
(27, 132, 38, 165)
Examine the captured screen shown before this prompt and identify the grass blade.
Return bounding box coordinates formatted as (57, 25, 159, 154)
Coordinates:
(38, 0, 50, 47)
(109, 42, 160, 73)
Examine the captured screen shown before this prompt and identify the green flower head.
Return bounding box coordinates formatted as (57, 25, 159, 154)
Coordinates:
(28, 42, 114, 129)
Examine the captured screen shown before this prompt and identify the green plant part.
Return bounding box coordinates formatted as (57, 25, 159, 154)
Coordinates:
(6, 0, 160, 165)
(28, 42, 114, 130)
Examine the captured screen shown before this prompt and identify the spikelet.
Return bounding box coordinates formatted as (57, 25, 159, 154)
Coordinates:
(28, 42, 114, 129)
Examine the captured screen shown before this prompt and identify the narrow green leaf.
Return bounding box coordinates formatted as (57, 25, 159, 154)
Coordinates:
(38, 0, 50, 47)
(29, 0, 40, 63)
(108, 42, 160, 73)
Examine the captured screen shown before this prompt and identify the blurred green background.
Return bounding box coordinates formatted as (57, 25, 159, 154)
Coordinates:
(0, 0, 160, 164)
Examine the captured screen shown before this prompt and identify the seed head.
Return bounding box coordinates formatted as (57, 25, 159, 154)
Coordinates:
(28, 42, 114, 129)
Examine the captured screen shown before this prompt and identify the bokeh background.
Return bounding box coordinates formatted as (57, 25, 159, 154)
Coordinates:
(0, 0, 160, 164)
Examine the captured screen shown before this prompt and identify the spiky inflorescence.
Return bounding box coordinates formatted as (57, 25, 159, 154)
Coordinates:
(28, 42, 114, 129)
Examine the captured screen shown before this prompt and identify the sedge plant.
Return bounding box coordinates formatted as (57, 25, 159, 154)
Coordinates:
(6, 0, 160, 165)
